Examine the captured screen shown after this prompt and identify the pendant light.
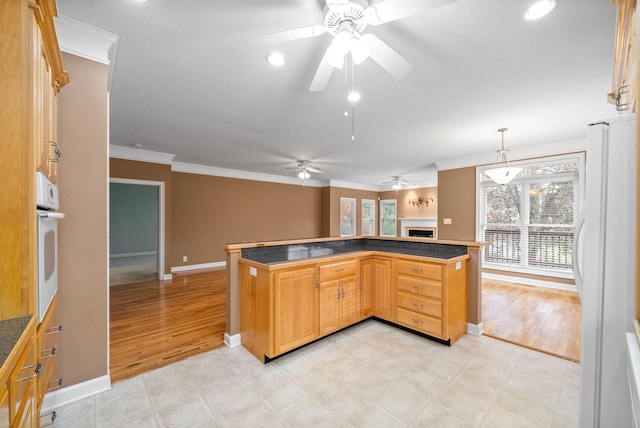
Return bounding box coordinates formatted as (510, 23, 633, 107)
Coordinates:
(484, 128, 523, 185)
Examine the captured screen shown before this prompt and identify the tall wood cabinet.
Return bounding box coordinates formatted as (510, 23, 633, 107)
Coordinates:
(1, 0, 67, 426)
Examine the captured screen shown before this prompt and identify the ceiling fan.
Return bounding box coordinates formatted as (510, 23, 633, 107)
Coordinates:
(257, 0, 456, 91)
(288, 160, 324, 179)
(383, 175, 412, 189)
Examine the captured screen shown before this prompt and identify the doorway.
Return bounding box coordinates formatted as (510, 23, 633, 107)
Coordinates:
(109, 178, 166, 285)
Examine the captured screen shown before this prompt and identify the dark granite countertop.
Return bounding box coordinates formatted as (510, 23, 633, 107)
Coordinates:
(0, 315, 32, 371)
(241, 238, 468, 264)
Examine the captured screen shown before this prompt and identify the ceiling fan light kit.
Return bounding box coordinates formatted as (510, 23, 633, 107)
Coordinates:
(484, 128, 523, 185)
(524, 0, 557, 21)
(265, 52, 285, 66)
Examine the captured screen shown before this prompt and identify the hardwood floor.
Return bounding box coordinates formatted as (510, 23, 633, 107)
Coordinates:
(482, 279, 581, 362)
(109, 269, 227, 382)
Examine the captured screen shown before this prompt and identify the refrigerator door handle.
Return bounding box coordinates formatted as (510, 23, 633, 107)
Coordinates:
(573, 209, 586, 300)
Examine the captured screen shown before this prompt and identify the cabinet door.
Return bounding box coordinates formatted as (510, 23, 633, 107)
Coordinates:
(11, 335, 37, 428)
(319, 279, 341, 336)
(360, 259, 374, 317)
(373, 258, 392, 320)
(273, 267, 318, 355)
(0, 383, 8, 428)
(339, 275, 361, 327)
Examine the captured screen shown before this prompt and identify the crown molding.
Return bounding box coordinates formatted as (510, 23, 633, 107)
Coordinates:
(323, 180, 381, 192)
(55, 14, 119, 90)
(171, 162, 323, 187)
(55, 15, 119, 65)
(434, 137, 586, 171)
(110, 145, 176, 165)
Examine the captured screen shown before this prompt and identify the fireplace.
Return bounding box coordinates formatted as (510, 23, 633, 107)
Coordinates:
(399, 218, 437, 239)
(408, 229, 434, 238)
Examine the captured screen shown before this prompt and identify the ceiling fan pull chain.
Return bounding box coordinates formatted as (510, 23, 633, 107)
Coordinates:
(351, 55, 355, 141)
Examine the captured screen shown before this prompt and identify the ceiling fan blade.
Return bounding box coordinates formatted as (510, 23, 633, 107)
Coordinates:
(249, 25, 327, 46)
(364, 0, 456, 25)
(307, 167, 324, 173)
(326, 0, 349, 8)
(309, 46, 336, 91)
(362, 34, 412, 79)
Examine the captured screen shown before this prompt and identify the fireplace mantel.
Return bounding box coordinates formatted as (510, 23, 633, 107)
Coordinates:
(399, 218, 438, 238)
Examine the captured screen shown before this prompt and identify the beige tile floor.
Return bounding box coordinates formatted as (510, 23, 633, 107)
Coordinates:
(47, 320, 579, 427)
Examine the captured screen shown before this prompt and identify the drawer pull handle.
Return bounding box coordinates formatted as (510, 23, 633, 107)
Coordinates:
(337, 288, 341, 299)
(17, 363, 43, 382)
(47, 378, 63, 391)
(336, 268, 345, 272)
(411, 319, 424, 325)
(41, 347, 57, 360)
(412, 285, 423, 291)
(412, 302, 423, 308)
(412, 268, 423, 273)
(341, 288, 345, 298)
(46, 325, 63, 335)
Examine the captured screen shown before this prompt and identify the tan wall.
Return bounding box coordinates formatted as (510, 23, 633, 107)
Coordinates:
(379, 187, 438, 235)
(57, 53, 109, 387)
(171, 173, 322, 264)
(110, 159, 173, 275)
(437, 167, 476, 241)
(327, 187, 380, 236)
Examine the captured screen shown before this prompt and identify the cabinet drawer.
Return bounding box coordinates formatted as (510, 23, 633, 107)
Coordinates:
(397, 275, 442, 299)
(318, 260, 358, 282)
(397, 260, 442, 280)
(396, 307, 442, 338)
(397, 292, 442, 319)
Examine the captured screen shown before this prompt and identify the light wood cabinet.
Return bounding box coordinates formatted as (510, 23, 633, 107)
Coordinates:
(318, 259, 360, 336)
(0, 318, 39, 428)
(1, 383, 9, 428)
(240, 251, 469, 362)
(273, 267, 318, 355)
(394, 257, 468, 344)
(36, 297, 61, 409)
(373, 258, 393, 321)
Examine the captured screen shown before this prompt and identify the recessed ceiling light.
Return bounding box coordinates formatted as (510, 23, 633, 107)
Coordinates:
(524, 0, 557, 20)
(347, 91, 361, 102)
(266, 52, 285, 66)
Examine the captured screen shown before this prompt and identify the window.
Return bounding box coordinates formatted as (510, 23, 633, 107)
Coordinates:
(361, 199, 376, 236)
(478, 154, 584, 277)
(380, 199, 397, 237)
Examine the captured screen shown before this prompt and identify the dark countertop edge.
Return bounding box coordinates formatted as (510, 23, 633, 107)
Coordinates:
(239, 250, 470, 269)
(225, 236, 488, 251)
(0, 315, 36, 384)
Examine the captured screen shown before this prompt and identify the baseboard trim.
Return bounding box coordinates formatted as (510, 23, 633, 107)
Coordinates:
(171, 261, 226, 273)
(467, 323, 483, 336)
(162, 273, 173, 280)
(224, 333, 241, 348)
(483, 272, 576, 292)
(40, 375, 111, 414)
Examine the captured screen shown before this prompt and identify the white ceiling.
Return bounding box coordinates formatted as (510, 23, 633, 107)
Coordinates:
(56, 0, 618, 189)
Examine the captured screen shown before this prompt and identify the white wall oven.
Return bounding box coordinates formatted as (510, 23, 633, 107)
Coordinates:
(36, 172, 64, 322)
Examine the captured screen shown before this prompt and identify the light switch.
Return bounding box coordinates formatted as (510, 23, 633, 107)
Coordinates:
(443, 218, 452, 225)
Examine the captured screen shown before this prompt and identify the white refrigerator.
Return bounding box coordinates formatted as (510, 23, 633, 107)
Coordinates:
(575, 113, 637, 427)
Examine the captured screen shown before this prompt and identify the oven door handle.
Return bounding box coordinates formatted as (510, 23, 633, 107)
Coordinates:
(39, 212, 65, 219)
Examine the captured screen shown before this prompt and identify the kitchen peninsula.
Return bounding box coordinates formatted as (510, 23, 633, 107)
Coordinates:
(224, 236, 485, 362)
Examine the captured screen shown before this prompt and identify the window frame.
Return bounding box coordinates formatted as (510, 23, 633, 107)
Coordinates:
(379, 199, 397, 237)
(476, 153, 585, 279)
(361, 199, 376, 236)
